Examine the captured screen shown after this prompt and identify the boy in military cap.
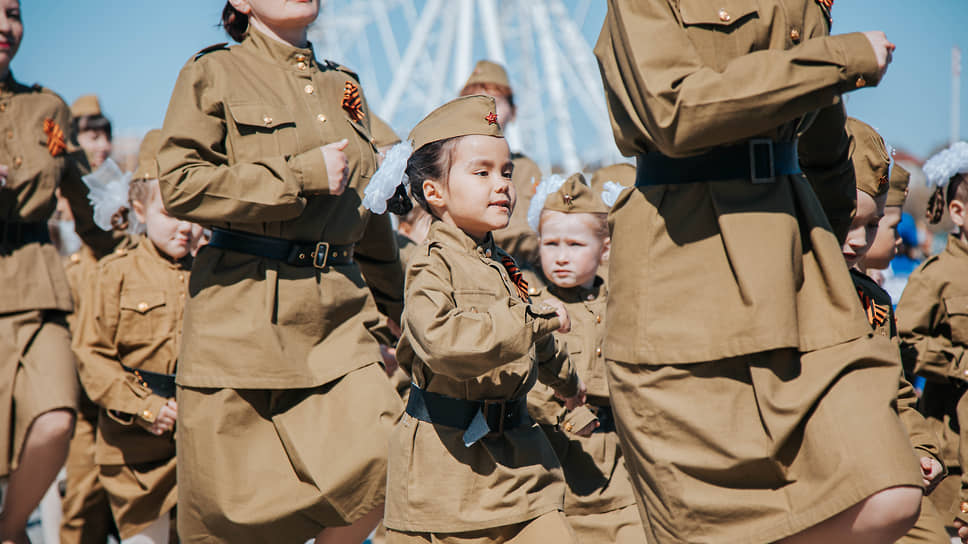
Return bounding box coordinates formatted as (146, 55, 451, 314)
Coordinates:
(459, 60, 543, 268)
(524, 172, 645, 543)
(366, 95, 584, 543)
(73, 130, 202, 544)
(897, 142, 968, 538)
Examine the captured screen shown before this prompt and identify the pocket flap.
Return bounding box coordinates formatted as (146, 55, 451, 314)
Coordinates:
(120, 291, 166, 314)
(945, 295, 968, 316)
(453, 289, 498, 312)
(228, 103, 294, 129)
(679, 0, 758, 26)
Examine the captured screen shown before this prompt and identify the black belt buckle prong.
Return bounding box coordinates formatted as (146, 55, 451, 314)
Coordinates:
(749, 139, 775, 184)
(312, 242, 330, 269)
(483, 399, 507, 437)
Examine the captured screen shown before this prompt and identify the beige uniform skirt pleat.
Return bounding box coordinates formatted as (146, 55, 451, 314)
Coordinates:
(606, 333, 922, 544)
(175, 362, 401, 544)
(99, 457, 177, 539)
(386, 510, 577, 544)
(1, 310, 78, 477)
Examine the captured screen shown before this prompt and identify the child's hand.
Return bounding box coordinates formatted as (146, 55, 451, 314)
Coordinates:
(320, 139, 349, 195)
(920, 456, 944, 493)
(541, 298, 570, 333)
(150, 399, 177, 436)
(955, 519, 968, 543)
(556, 379, 587, 411)
(380, 344, 399, 377)
(573, 420, 599, 437)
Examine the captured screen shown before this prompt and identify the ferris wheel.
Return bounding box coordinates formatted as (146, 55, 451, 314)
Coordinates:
(309, 0, 625, 174)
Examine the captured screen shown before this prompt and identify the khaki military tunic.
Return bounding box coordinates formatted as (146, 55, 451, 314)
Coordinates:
(493, 153, 542, 267)
(157, 28, 403, 542)
(71, 238, 185, 538)
(387, 220, 579, 535)
(526, 279, 645, 543)
(0, 73, 82, 478)
(594, 1, 921, 542)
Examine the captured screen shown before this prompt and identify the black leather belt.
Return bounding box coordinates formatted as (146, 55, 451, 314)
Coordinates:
(405, 383, 531, 446)
(635, 139, 801, 186)
(592, 404, 616, 434)
(0, 221, 51, 247)
(122, 365, 176, 399)
(208, 227, 354, 268)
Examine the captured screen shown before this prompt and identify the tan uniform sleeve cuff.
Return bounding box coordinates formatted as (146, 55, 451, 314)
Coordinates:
(288, 147, 330, 195)
(133, 395, 169, 431)
(561, 406, 598, 435)
(832, 32, 882, 91)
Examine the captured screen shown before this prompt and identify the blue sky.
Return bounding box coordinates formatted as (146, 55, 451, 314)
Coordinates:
(16, 0, 968, 161)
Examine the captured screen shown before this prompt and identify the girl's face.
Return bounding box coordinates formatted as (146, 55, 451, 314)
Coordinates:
(539, 211, 609, 290)
(76, 129, 112, 169)
(230, 0, 319, 39)
(842, 190, 886, 268)
(132, 182, 203, 261)
(424, 135, 515, 241)
(861, 206, 902, 270)
(0, 0, 22, 73)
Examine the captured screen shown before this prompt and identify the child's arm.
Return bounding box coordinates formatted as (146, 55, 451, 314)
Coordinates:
(72, 263, 170, 433)
(401, 252, 561, 381)
(898, 275, 963, 382)
(896, 372, 946, 491)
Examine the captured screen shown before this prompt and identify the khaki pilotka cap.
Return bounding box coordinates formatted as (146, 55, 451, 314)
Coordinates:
(408, 95, 503, 151)
(460, 60, 511, 92)
(543, 173, 609, 215)
(132, 129, 162, 181)
(846, 117, 890, 198)
(886, 163, 910, 207)
(71, 94, 103, 118)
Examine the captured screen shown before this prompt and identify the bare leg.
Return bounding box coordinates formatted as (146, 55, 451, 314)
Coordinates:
(314, 503, 384, 544)
(778, 486, 922, 544)
(0, 409, 75, 544)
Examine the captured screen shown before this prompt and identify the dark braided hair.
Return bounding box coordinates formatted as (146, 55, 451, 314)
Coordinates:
(386, 138, 459, 216)
(221, 3, 249, 42)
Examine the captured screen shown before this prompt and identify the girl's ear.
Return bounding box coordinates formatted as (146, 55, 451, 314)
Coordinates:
(950, 198, 967, 230)
(601, 237, 611, 262)
(131, 199, 148, 225)
(229, 0, 252, 15)
(422, 178, 445, 210)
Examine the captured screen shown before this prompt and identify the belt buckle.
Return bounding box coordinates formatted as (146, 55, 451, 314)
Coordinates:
(311, 242, 330, 269)
(749, 139, 775, 184)
(482, 399, 507, 437)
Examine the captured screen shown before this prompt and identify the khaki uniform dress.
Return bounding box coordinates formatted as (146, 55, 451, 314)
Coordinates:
(595, 1, 921, 542)
(72, 238, 187, 538)
(899, 234, 968, 519)
(527, 278, 645, 544)
(157, 28, 404, 543)
(386, 220, 580, 543)
(0, 74, 82, 481)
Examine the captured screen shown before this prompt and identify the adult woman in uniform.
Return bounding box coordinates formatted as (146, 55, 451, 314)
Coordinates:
(157, 1, 404, 543)
(594, 1, 923, 543)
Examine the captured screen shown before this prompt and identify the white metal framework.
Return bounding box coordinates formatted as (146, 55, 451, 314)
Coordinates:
(310, 0, 624, 173)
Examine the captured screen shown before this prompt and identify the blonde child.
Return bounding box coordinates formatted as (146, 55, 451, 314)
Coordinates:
(366, 95, 584, 543)
(73, 130, 203, 543)
(525, 173, 645, 543)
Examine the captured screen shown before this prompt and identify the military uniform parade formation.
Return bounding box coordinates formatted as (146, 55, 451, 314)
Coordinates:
(3, 0, 968, 543)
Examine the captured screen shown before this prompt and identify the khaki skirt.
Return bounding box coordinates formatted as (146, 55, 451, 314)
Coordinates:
(606, 333, 922, 544)
(0, 309, 78, 477)
(387, 510, 577, 544)
(100, 457, 177, 539)
(176, 363, 402, 544)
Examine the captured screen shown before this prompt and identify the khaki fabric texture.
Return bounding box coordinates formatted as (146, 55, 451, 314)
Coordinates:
(132, 129, 162, 181)
(594, 0, 880, 364)
(461, 60, 512, 92)
(589, 163, 635, 195)
(493, 153, 541, 266)
(407, 95, 503, 151)
(845, 117, 890, 198)
(73, 239, 187, 465)
(371, 114, 401, 148)
(176, 363, 401, 543)
(59, 412, 115, 544)
(387, 510, 577, 544)
(567, 504, 646, 544)
(388, 220, 578, 533)
(896, 495, 951, 544)
(888, 163, 911, 207)
(0, 310, 78, 477)
(99, 458, 177, 539)
(527, 279, 640, 523)
(607, 334, 922, 544)
(71, 94, 102, 118)
(157, 28, 404, 389)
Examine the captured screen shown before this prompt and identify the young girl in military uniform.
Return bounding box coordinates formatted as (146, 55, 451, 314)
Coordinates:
(595, 1, 923, 542)
(157, 1, 404, 543)
(73, 130, 202, 544)
(524, 172, 645, 543)
(365, 95, 583, 543)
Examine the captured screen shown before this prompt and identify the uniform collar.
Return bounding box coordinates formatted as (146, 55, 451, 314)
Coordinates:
(547, 276, 605, 303)
(946, 233, 968, 260)
(0, 72, 18, 97)
(139, 235, 192, 270)
(429, 220, 499, 260)
(242, 26, 315, 70)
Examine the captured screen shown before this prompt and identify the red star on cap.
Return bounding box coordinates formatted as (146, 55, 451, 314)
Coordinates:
(485, 112, 498, 126)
